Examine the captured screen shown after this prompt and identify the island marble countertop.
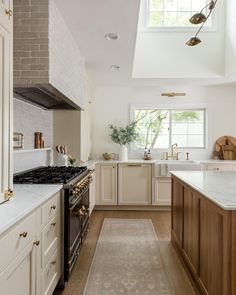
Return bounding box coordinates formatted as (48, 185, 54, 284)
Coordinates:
(171, 171, 236, 210)
(0, 184, 62, 236)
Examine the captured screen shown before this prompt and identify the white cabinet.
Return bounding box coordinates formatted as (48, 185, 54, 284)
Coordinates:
(0, 0, 12, 31)
(0, 212, 37, 295)
(0, 3, 12, 204)
(89, 168, 96, 213)
(204, 163, 236, 171)
(0, 192, 61, 295)
(0, 242, 36, 295)
(95, 164, 117, 205)
(37, 192, 61, 295)
(205, 164, 234, 171)
(152, 178, 171, 206)
(53, 109, 91, 165)
(118, 164, 152, 205)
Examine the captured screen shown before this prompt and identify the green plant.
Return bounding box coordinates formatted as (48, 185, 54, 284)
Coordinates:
(68, 155, 76, 166)
(108, 121, 139, 146)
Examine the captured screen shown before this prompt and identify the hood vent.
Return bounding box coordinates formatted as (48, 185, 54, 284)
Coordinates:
(14, 84, 79, 110)
(13, 0, 81, 110)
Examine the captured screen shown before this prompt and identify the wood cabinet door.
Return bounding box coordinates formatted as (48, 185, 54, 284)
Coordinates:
(97, 164, 117, 205)
(183, 187, 199, 275)
(199, 200, 230, 295)
(0, 21, 12, 204)
(171, 177, 183, 246)
(118, 164, 152, 205)
(0, 242, 36, 295)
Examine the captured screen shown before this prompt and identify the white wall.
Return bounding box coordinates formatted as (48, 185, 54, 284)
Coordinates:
(225, 0, 236, 77)
(133, 0, 225, 79)
(91, 85, 236, 160)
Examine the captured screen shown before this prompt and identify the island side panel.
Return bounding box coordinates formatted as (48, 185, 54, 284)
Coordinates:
(171, 175, 231, 295)
(198, 198, 231, 295)
(171, 177, 184, 247)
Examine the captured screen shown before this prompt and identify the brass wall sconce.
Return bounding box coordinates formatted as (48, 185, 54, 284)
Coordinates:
(186, 0, 218, 46)
(161, 93, 186, 97)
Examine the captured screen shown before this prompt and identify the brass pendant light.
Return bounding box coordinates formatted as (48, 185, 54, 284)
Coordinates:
(186, 0, 218, 46)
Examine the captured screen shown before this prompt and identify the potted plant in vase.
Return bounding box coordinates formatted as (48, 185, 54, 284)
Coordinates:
(108, 121, 139, 161)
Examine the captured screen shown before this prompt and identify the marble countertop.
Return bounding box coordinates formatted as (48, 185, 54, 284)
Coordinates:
(0, 184, 62, 236)
(82, 159, 236, 166)
(171, 171, 236, 210)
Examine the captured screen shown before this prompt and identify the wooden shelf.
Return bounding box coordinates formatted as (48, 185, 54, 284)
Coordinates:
(13, 148, 52, 154)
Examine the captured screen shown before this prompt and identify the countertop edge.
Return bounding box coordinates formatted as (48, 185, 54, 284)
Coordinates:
(171, 171, 236, 211)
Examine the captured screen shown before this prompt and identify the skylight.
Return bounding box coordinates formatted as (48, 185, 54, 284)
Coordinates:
(148, 0, 212, 28)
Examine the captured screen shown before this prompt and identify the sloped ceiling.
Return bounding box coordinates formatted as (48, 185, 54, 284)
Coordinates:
(56, 0, 235, 87)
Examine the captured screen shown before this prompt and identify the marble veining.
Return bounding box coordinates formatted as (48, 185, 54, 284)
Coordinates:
(0, 184, 62, 235)
(171, 171, 236, 210)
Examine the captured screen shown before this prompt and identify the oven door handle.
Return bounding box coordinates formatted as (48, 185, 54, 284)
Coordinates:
(69, 196, 82, 211)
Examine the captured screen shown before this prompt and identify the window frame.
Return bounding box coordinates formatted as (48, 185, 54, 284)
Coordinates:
(141, 0, 217, 32)
(130, 104, 208, 151)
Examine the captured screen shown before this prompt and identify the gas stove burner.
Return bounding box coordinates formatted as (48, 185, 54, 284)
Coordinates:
(13, 166, 88, 184)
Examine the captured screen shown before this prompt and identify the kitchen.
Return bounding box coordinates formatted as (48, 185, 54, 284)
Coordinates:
(1, 0, 236, 295)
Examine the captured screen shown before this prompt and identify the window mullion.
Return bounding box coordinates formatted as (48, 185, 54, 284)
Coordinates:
(169, 110, 172, 149)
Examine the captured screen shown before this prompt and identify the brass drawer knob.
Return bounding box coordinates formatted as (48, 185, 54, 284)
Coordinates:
(19, 232, 27, 238)
(51, 205, 56, 210)
(33, 240, 40, 246)
(5, 9, 13, 16)
(4, 188, 13, 201)
(50, 260, 56, 266)
(51, 222, 56, 227)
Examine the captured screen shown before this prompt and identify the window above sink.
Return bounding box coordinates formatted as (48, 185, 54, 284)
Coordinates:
(130, 105, 206, 151)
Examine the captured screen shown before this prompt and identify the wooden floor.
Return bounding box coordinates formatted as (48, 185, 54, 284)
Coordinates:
(54, 210, 198, 295)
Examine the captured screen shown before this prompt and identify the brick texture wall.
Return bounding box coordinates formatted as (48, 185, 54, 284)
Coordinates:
(13, 0, 49, 85)
(13, 98, 53, 173)
(13, 0, 86, 109)
(13, 98, 53, 149)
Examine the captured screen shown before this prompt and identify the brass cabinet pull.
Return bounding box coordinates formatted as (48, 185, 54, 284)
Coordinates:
(51, 205, 56, 210)
(4, 188, 13, 201)
(50, 260, 56, 265)
(33, 240, 40, 246)
(127, 164, 142, 167)
(51, 222, 56, 227)
(5, 9, 13, 16)
(19, 232, 27, 238)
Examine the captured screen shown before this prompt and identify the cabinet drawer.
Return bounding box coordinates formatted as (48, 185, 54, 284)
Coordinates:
(41, 216, 58, 269)
(41, 192, 60, 227)
(42, 251, 59, 295)
(206, 164, 233, 171)
(0, 212, 36, 273)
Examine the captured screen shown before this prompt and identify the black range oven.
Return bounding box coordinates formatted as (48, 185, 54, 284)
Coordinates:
(13, 166, 94, 285)
(64, 170, 92, 281)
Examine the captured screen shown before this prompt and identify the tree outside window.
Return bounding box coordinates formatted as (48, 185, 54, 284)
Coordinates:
(133, 109, 205, 149)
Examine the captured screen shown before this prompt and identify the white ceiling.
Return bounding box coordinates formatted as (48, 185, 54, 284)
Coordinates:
(56, 0, 236, 87)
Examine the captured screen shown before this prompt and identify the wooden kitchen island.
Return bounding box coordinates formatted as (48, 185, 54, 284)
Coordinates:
(171, 171, 236, 295)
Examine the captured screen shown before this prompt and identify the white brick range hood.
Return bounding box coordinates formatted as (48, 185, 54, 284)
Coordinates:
(13, 0, 86, 110)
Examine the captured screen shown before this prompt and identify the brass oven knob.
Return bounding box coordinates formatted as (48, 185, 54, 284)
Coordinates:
(19, 232, 28, 238)
(79, 209, 84, 217)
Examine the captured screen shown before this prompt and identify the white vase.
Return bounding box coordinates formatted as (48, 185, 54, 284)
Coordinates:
(119, 145, 128, 161)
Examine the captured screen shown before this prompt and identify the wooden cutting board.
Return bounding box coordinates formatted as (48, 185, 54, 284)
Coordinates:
(214, 136, 236, 160)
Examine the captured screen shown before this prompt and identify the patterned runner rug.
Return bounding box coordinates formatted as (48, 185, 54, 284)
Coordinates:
(83, 218, 174, 295)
